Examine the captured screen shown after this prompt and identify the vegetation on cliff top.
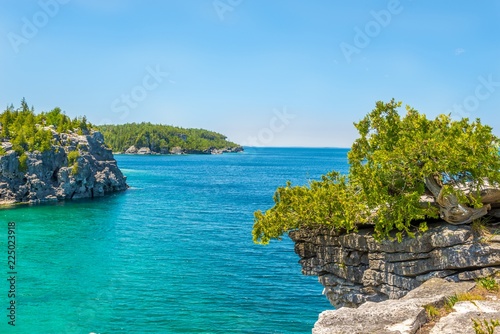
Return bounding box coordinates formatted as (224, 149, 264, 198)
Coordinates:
(97, 123, 241, 153)
(253, 100, 500, 244)
(0, 99, 240, 158)
(0, 98, 92, 156)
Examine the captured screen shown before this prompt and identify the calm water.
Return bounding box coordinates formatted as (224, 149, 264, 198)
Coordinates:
(0, 147, 349, 333)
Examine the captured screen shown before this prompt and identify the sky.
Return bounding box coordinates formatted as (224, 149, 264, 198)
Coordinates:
(1, 0, 500, 147)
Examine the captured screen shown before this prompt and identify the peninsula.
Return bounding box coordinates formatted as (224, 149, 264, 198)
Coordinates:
(98, 123, 243, 155)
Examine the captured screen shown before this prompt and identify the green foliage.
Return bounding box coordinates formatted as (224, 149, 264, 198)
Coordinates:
(445, 292, 485, 312)
(477, 277, 499, 292)
(445, 294, 459, 310)
(253, 100, 500, 244)
(472, 318, 500, 334)
(97, 122, 240, 153)
(0, 99, 93, 159)
(71, 162, 79, 175)
(18, 153, 28, 172)
(424, 305, 439, 319)
(67, 150, 80, 166)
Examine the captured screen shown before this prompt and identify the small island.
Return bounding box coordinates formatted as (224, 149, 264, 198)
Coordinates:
(98, 123, 243, 155)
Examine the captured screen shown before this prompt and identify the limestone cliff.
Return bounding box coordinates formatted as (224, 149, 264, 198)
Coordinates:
(290, 223, 500, 309)
(0, 129, 128, 204)
(290, 223, 500, 333)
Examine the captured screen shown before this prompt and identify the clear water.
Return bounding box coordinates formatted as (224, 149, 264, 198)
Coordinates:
(0, 147, 349, 333)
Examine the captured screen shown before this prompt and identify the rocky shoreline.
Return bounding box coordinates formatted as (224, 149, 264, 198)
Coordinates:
(290, 222, 500, 333)
(312, 277, 500, 334)
(122, 145, 244, 155)
(0, 128, 128, 204)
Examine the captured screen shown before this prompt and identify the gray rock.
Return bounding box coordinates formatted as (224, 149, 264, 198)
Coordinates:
(169, 146, 184, 155)
(313, 278, 475, 334)
(124, 145, 138, 154)
(136, 147, 151, 155)
(430, 301, 500, 334)
(0, 130, 128, 204)
(289, 222, 500, 309)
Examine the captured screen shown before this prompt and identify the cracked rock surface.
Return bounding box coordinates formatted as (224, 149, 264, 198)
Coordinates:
(312, 278, 475, 334)
(289, 223, 500, 309)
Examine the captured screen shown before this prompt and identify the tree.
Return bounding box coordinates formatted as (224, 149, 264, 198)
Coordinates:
(0, 102, 95, 164)
(252, 100, 500, 244)
(96, 122, 240, 153)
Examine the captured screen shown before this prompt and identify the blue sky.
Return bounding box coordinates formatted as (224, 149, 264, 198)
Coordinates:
(1, 0, 500, 147)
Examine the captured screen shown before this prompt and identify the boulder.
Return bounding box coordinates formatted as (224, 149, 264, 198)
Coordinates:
(430, 301, 500, 334)
(169, 146, 184, 155)
(125, 145, 138, 154)
(136, 147, 151, 155)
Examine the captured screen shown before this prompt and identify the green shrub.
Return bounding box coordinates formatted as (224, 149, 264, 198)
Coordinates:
(67, 150, 80, 166)
(472, 318, 500, 334)
(477, 277, 499, 292)
(0, 100, 94, 152)
(18, 153, 28, 172)
(424, 305, 439, 319)
(71, 162, 79, 175)
(253, 100, 500, 244)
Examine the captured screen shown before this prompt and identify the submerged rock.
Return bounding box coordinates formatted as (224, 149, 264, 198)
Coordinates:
(0, 130, 128, 204)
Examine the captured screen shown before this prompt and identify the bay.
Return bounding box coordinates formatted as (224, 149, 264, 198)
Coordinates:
(0, 147, 349, 333)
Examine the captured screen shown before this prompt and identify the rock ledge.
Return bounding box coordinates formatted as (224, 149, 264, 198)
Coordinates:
(289, 223, 500, 308)
(313, 278, 475, 334)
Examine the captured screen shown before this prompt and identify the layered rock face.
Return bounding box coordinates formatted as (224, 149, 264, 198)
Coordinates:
(289, 222, 500, 309)
(0, 130, 128, 204)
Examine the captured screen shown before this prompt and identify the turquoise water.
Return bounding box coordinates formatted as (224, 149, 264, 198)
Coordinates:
(0, 147, 349, 333)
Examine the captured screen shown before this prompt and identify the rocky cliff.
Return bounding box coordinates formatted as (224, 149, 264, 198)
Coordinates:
(0, 128, 128, 204)
(290, 223, 500, 309)
(290, 222, 500, 332)
(290, 222, 500, 333)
